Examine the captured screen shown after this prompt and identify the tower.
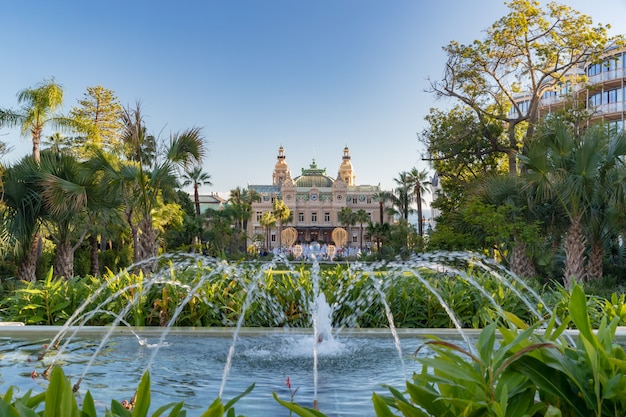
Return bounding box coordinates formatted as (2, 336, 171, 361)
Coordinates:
(337, 145, 356, 186)
(272, 146, 291, 185)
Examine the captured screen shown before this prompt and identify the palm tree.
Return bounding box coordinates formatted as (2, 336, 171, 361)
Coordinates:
(406, 168, 430, 236)
(520, 120, 626, 286)
(0, 156, 44, 281)
(259, 211, 276, 252)
(392, 172, 413, 221)
(472, 173, 540, 278)
(181, 166, 212, 216)
(37, 150, 114, 279)
(338, 207, 355, 247)
(0, 79, 65, 164)
(273, 198, 291, 249)
(228, 187, 260, 251)
(89, 104, 205, 271)
(0, 79, 66, 279)
(354, 209, 370, 252)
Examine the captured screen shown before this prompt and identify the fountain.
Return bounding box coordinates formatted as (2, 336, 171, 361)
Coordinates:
(0, 251, 553, 416)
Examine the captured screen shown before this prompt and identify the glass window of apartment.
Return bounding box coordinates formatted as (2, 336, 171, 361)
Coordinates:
(324, 212, 330, 222)
(605, 89, 619, 103)
(607, 54, 623, 71)
(256, 212, 262, 221)
(587, 63, 602, 76)
(589, 93, 602, 107)
(542, 90, 557, 99)
(311, 212, 317, 222)
(298, 212, 304, 222)
(608, 120, 623, 133)
(271, 234, 276, 242)
(352, 196, 358, 204)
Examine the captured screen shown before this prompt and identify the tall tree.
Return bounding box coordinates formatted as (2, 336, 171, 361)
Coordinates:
(38, 151, 114, 278)
(181, 166, 212, 216)
(69, 86, 124, 158)
(89, 103, 205, 271)
(0, 156, 44, 281)
(354, 209, 370, 252)
(228, 187, 260, 251)
(259, 211, 276, 252)
(429, 0, 618, 174)
(406, 168, 430, 236)
(520, 119, 626, 286)
(0, 79, 65, 164)
(392, 172, 413, 221)
(272, 198, 291, 249)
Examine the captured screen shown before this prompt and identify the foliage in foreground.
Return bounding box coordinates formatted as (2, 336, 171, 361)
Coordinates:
(372, 284, 626, 417)
(1, 365, 253, 417)
(2, 260, 625, 330)
(5, 285, 626, 417)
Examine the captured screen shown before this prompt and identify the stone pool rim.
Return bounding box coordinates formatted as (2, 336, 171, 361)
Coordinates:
(3, 323, 626, 339)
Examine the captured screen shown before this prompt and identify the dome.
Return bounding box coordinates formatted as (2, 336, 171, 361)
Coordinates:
(293, 159, 335, 188)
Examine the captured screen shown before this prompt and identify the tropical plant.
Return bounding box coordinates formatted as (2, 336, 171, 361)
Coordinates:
(228, 187, 261, 252)
(87, 103, 205, 272)
(406, 167, 430, 237)
(372, 284, 626, 417)
(0, 365, 252, 417)
(273, 198, 291, 248)
(520, 120, 626, 286)
(259, 211, 276, 252)
(181, 165, 212, 216)
(354, 209, 370, 252)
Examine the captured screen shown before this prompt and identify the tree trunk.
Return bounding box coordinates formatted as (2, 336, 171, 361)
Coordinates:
(586, 240, 603, 282)
(54, 241, 74, 279)
(17, 238, 39, 282)
(89, 234, 100, 276)
(136, 217, 159, 274)
(563, 215, 587, 288)
(509, 241, 537, 279)
(416, 187, 423, 237)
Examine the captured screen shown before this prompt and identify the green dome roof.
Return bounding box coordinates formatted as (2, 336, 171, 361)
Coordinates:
(293, 159, 334, 188)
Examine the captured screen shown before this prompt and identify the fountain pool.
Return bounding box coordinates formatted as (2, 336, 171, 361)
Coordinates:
(0, 251, 549, 416)
(0, 327, 467, 416)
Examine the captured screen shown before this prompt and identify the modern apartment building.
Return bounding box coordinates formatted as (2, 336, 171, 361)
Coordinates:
(514, 46, 626, 130)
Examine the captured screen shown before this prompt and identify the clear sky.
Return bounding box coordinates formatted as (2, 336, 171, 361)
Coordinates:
(2, 1, 626, 199)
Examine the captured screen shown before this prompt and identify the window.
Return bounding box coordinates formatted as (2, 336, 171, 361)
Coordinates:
(587, 63, 602, 76)
(271, 234, 276, 242)
(311, 212, 317, 222)
(589, 93, 602, 107)
(298, 212, 304, 222)
(324, 212, 330, 222)
(352, 235, 358, 243)
(605, 88, 619, 103)
(352, 196, 358, 204)
(256, 212, 262, 221)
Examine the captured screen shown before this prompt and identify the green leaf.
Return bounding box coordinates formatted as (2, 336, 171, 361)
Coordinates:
(371, 393, 396, 417)
(272, 392, 327, 417)
(222, 383, 254, 411)
(109, 400, 133, 417)
(0, 397, 21, 417)
(81, 391, 97, 417)
(509, 356, 587, 417)
(131, 372, 150, 417)
(569, 285, 595, 345)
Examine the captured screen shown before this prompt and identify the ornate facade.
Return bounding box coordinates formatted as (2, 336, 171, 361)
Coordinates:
(247, 146, 388, 249)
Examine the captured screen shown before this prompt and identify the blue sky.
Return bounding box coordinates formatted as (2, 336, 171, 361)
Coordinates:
(2, 1, 626, 199)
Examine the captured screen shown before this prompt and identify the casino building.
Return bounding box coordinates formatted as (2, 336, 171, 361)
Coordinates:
(247, 146, 390, 250)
